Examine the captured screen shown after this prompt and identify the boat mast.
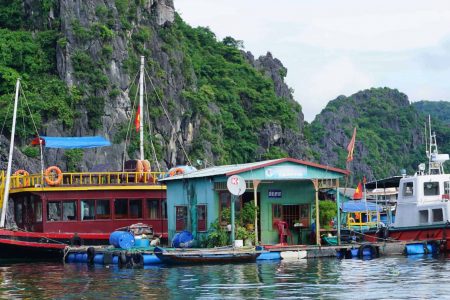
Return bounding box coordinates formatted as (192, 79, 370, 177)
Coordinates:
(0, 79, 20, 228)
(139, 56, 145, 161)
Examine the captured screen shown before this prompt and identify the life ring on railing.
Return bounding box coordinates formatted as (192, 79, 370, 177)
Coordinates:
(44, 166, 63, 186)
(13, 169, 30, 187)
(169, 167, 184, 177)
(135, 160, 144, 182)
(141, 159, 151, 183)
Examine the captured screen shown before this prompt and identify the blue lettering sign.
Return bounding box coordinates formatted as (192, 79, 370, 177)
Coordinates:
(268, 189, 282, 198)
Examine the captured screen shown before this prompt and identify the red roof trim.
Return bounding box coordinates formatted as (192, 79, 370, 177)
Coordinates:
(226, 158, 349, 176)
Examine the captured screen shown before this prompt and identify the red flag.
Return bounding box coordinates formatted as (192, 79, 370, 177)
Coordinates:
(353, 181, 363, 200)
(346, 127, 357, 162)
(135, 106, 140, 132)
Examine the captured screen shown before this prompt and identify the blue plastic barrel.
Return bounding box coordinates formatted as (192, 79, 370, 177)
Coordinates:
(134, 238, 150, 248)
(257, 252, 282, 260)
(143, 254, 162, 265)
(67, 253, 76, 263)
(109, 231, 135, 249)
(350, 248, 359, 257)
(405, 243, 436, 255)
(94, 254, 104, 264)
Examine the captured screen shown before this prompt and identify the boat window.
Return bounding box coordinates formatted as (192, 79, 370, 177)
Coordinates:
(147, 199, 160, 219)
(419, 210, 429, 223)
(445, 181, 450, 195)
(96, 200, 110, 219)
(35, 201, 42, 222)
(432, 208, 444, 223)
(130, 199, 142, 219)
(115, 199, 128, 219)
(403, 182, 414, 197)
(424, 182, 440, 196)
(197, 205, 207, 232)
(63, 201, 77, 221)
(81, 200, 95, 220)
(175, 206, 188, 231)
(47, 201, 62, 221)
(15, 201, 23, 224)
(161, 199, 167, 219)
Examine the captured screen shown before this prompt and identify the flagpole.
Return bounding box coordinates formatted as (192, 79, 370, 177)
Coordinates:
(139, 55, 144, 161)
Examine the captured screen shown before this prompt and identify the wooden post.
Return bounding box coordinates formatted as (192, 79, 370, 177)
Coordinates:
(313, 179, 321, 246)
(336, 179, 341, 245)
(253, 180, 261, 245)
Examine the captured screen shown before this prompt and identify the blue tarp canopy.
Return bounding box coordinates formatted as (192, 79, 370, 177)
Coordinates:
(33, 136, 111, 149)
(340, 200, 382, 212)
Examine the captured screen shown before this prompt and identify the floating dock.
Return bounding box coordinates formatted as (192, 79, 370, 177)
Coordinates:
(64, 240, 439, 267)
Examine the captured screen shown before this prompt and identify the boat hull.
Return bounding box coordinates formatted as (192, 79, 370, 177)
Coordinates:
(365, 224, 450, 251)
(0, 229, 110, 260)
(154, 247, 260, 265)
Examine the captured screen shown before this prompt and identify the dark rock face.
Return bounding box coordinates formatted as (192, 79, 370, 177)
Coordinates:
(247, 52, 311, 160)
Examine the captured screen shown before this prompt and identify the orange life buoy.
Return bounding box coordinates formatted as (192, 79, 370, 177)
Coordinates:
(135, 159, 144, 182)
(44, 166, 63, 186)
(169, 167, 184, 177)
(13, 169, 30, 187)
(141, 159, 151, 182)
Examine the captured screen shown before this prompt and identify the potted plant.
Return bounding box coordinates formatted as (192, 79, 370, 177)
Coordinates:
(241, 202, 258, 230)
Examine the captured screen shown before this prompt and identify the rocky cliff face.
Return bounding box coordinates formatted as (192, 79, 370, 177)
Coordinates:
(308, 88, 425, 181)
(2, 0, 309, 172)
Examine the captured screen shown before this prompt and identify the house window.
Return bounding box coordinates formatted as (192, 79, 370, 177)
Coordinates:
(197, 205, 207, 232)
(130, 199, 143, 219)
(96, 200, 110, 219)
(81, 200, 95, 220)
(175, 206, 188, 231)
(424, 182, 439, 196)
(419, 210, 429, 223)
(219, 192, 241, 224)
(432, 208, 444, 222)
(272, 204, 309, 227)
(147, 199, 160, 219)
(403, 182, 414, 197)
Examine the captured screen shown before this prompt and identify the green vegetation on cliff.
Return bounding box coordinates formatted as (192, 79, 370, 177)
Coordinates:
(156, 15, 299, 164)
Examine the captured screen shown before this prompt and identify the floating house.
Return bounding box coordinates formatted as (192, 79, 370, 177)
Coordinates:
(160, 158, 348, 246)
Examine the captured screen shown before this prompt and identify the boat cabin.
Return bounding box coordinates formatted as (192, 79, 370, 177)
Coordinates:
(4, 169, 167, 238)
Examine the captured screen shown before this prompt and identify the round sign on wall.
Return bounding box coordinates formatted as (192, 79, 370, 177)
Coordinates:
(227, 175, 246, 196)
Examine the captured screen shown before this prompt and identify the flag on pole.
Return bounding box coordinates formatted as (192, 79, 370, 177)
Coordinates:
(346, 127, 357, 162)
(353, 181, 363, 200)
(135, 106, 140, 132)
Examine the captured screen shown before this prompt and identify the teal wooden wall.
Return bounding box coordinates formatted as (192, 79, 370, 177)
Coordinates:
(257, 181, 315, 244)
(165, 161, 344, 245)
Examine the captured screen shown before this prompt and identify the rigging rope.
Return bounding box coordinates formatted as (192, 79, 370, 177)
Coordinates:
(144, 69, 192, 166)
(143, 79, 161, 172)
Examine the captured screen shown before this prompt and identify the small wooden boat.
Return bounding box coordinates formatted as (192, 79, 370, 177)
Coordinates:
(153, 246, 262, 264)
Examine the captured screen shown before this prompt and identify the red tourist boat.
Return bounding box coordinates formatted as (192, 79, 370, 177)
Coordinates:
(0, 57, 169, 259)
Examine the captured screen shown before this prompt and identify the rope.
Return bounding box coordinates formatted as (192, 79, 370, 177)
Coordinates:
(122, 70, 140, 171)
(144, 69, 192, 166)
(144, 80, 161, 172)
(14, 227, 69, 245)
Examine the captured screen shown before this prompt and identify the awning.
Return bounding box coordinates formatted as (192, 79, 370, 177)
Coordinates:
(31, 136, 111, 149)
(340, 200, 382, 212)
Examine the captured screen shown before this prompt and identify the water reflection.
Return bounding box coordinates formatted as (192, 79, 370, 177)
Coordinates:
(1, 256, 450, 299)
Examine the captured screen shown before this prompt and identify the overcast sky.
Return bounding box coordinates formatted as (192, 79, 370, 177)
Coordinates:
(176, 0, 450, 122)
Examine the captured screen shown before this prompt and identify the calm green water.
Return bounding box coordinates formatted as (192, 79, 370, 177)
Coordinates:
(0, 256, 449, 299)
